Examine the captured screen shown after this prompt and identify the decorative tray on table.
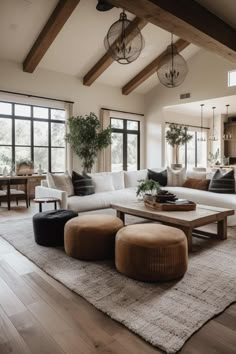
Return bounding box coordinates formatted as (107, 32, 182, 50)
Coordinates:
(143, 191, 196, 211)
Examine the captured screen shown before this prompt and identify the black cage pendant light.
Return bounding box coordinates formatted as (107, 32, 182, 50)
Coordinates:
(157, 34, 188, 88)
(197, 104, 206, 141)
(104, 10, 145, 65)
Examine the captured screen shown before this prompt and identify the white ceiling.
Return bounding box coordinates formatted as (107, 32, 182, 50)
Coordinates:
(0, 0, 235, 95)
(164, 95, 236, 119)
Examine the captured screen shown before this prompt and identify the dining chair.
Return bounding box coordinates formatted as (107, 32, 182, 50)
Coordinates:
(0, 180, 10, 210)
(9, 178, 29, 208)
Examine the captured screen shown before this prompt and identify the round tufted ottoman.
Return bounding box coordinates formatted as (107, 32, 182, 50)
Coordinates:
(64, 215, 124, 260)
(33, 209, 78, 247)
(115, 224, 188, 282)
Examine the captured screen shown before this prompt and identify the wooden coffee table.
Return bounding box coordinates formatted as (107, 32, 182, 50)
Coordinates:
(111, 202, 234, 251)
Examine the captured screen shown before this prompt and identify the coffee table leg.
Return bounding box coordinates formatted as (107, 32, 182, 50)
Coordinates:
(180, 226, 192, 252)
(54, 201, 57, 210)
(117, 210, 125, 223)
(217, 218, 227, 240)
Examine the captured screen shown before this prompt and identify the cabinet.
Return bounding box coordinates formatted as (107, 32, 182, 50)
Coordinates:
(224, 123, 236, 158)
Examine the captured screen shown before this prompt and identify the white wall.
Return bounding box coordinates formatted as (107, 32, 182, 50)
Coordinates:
(0, 59, 144, 171)
(145, 49, 236, 168)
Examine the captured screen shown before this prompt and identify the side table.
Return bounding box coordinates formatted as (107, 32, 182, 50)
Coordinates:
(34, 197, 60, 212)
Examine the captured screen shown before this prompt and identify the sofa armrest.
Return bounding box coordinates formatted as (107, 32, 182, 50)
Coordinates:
(35, 186, 68, 209)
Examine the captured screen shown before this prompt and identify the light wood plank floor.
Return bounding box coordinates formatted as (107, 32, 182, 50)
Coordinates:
(0, 203, 236, 353)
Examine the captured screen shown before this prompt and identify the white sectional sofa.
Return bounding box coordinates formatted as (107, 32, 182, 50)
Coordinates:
(35, 169, 236, 226)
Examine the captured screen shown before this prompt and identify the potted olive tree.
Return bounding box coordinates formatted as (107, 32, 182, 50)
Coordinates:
(165, 123, 192, 168)
(66, 112, 112, 173)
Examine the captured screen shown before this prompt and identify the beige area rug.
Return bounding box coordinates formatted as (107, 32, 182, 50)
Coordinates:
(1, 217, 236, 354)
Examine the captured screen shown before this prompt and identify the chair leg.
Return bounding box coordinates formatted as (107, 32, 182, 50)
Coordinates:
(16, 198, 18, 206)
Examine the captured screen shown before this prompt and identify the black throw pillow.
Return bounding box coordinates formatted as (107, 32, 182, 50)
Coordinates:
(72, 171, 95, 196)
(148, 169, 167, 186)
(208, 169, 235, 194)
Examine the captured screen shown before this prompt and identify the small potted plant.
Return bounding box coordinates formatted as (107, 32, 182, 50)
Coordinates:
(136, 179, 160, 199)
(16, 159, 34, 176)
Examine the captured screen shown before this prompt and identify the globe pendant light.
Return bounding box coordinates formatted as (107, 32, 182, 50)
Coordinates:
(209, 106, 218, 141)
(104, 10, 145, 65)
(197, 104, 206, 141)
(157, 34, 188, 88)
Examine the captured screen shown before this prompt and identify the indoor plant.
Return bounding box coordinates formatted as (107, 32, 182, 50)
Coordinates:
(136, 179, 160, 198)
(165, 123, 192, 168)
(66, 112, 112, 173)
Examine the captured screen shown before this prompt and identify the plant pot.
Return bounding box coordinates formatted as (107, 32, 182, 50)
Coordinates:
(171, 163, 183, 170)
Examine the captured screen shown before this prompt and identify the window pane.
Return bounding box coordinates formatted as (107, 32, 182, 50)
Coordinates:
(33, 106, 48, 119)
(34, 121, 48, 146)
(51, 123, 65, 147)
(187, 131, 196, 168)
(228, 70, 236, 87)
(51, 109, 65, 121)
(111, 132, 123, 171)
(127, 134, 138, 171)
(0, 102, 12, 115)
(15, 120, 31, 145)
(34, 147, 48, 172)
(15, 147, 31, 162)
(111, 118, 123, 129)
(51, 148, 65, 172)
(0, 118, 12, 144)
(15, 104, 31, 117)
(0, 146, 12, 170)
(127, 120, 138, 130)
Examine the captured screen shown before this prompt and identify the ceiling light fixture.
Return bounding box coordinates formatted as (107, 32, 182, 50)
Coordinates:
(104, 10, 145, 65)
(209, 106, 218, 141)
(223, 104, 232, 140)
(197, 104, 206, 142)
(96, 0, 114, 12)
(157, 34, 188, 88)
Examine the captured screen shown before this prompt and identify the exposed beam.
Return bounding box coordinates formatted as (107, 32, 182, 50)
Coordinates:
(108, 0, 236, 63)
(23, 0, 80, 73)
(122, 39, 189, 95)
(83, 17, 147, 86)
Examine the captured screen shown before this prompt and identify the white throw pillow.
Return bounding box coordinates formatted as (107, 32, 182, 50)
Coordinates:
(167, 166, 186, 186)
(90, 171, 125, 190)
(92, 174, 115, 193)
(47, 172, 74, 196)
(124, 169, 148, 188)
(187, 171, 207, 179)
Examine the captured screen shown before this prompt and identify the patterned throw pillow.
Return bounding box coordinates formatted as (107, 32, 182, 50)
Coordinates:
(167, 166, 186, 186)
(148, 169, 167, 186)
(72, 171, 95, 196)
(208, 169, 235, 194)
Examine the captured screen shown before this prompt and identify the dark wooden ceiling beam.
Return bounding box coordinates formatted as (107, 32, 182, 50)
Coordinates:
(122, 39, 189, 95)
(23, 0, 80, 73)
(108, 0, 236, 63)
(83, 17, 147, 86)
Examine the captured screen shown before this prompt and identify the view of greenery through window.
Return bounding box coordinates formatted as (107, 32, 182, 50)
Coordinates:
(165, 126, 207, 168)
(0, 101, 65, 173)
(111, 118, 140, 171)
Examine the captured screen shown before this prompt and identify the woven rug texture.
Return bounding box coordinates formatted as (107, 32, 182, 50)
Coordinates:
(0, 217, 236, 354)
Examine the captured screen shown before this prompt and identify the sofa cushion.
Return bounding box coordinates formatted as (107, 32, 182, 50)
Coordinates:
(68, 187, 137, 213)
(209, 169, 235, 194)
(47, 172, 74, 196)
(167, 167, 186, 187)
(72, 171, 95, 196)
(124, 169, 147, 188)
(90, 171, 125, 190)
(148, 169, 167, 186)
(187, 170, 207, 179)
(92, 174, 115, 193)
(183, 178, 210, 191)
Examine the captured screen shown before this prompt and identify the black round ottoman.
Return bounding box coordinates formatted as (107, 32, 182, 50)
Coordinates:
(33, 209, 78, 247)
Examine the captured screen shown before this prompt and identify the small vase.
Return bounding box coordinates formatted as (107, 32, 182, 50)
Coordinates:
(3, 166, 8, 177)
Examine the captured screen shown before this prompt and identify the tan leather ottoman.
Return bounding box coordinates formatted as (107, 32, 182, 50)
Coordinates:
(64, 214, 123, 260)
(115, 224, 188, 282)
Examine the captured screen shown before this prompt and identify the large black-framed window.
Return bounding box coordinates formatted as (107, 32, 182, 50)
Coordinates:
(165, 125, 208, 168)
(0, 101, 65, 173)
(111, 117, 140, 171)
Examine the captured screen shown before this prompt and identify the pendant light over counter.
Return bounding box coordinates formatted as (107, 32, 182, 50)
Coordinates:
(104, 10, 145, 65)
(157, 34, 188, 88)
(223, 104, 232, 140)
(209, 106, 218, 141)
(198, 104, 206, 142)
